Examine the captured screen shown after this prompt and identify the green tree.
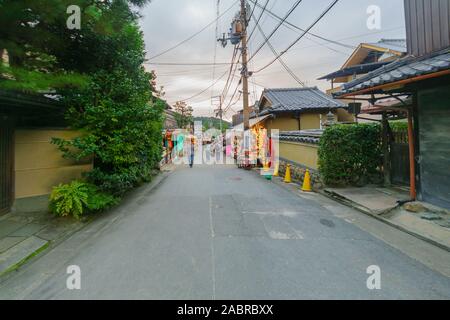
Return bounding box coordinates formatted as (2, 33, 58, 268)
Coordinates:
(173, 101, 194, 129)
(53, 16, 164, 195)
(0, 0, 151, 91)
(0, 0, 163, 196)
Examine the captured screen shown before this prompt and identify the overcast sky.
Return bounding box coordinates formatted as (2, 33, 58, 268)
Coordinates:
(139, 0, 406, 119)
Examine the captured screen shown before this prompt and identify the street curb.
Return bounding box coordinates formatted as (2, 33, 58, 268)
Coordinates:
(249, 167, 450, 253)
(0, 170, 172, 282)
(0, 241, 49, 278)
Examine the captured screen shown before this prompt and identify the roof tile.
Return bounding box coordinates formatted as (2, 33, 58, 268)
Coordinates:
(335, 47, 450, 96)
(261, 87, 345, 115)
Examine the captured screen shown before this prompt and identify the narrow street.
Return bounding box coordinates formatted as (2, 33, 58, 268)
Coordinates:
(1, 164, 449, 300)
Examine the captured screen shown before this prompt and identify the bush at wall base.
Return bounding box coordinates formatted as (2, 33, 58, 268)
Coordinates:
(318, 124, 382, 186)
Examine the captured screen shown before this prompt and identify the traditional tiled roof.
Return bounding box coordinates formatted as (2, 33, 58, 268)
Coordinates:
(260, 87, 345, 116)
(334, 47, 450, 97)
(318, 61, 392, 80)
(279, 130, 323, 145)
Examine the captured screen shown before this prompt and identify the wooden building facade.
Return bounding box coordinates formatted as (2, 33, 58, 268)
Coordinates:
(405, 0, 450, 56)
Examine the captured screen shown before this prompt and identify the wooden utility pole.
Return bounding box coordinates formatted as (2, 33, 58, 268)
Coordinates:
(240, 0, 250, 132)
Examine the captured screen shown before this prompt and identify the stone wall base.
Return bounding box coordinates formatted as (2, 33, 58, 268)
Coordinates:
(278, 159, 323, 191)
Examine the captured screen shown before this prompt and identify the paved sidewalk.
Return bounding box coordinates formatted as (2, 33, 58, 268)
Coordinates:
(323, 187, 450, 251)
(324, 187, 410, 215)
(252, 167, 450, 252)
(0, 168, 173, 278)
(0, 210, 87, 276)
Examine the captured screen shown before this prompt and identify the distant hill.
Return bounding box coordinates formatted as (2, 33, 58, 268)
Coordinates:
(194, 117, 231, 131)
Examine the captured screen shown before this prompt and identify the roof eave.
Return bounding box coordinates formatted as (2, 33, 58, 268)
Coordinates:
(334, 69, 450, 98)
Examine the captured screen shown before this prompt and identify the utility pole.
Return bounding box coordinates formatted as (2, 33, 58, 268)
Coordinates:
(217, 0, 251, 165)
(240, 0, 250, 132)
(217, 0, 250, 131)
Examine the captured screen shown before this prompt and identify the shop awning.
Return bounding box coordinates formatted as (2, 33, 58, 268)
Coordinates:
(232, 114, 272, 131)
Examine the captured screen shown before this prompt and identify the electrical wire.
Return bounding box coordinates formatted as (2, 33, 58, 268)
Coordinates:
(216, 44, 240, 118)
(260, 0, 279, 25)
(176, 44, 241, 104)
(246, 0, 259, 27)
(248, 0, 304, 63)
(251, 10, 305, 86)
(223, 79, 242, 114)
(247, 0, 270, 43)
(254, 0, 341, 74)
(180, 69, 229, 102)
(220, 46, 241, 103)
(247, 0, 355, 50)
(248, 41, 259, 103)
(146, 62, 234, 66)
(156, 65, 229, 76)
(148, 0, 238, 60)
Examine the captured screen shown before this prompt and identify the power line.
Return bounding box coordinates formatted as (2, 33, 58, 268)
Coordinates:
(288, 26, 405, 54)
(248, 0, 304, 63)
(247, 0, 355, 50)
(174, 43, 240, 104)
(247, 0, 270, 42)
(233, 74, 266, 88)
(180, 70, 230, 102)
(261, 0, 279, 25)
(246, 0, 259, 27)
(148, 0, 238, 60)
(252, 11, 305, 86)
(146, 62, 234, 66)
(254, 0, 341, 74)
(220, 46, 241, 103)
(156, 65, 229, 76)
(248, 41, 259, 103)
(223, 79, 242, 114)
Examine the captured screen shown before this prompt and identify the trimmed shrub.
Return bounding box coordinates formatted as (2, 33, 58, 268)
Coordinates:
(318, 124, 382, 186)
(49, 180, 119, 219)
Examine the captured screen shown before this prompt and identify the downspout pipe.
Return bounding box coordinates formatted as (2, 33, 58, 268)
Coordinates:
(407, 108, 417, 200)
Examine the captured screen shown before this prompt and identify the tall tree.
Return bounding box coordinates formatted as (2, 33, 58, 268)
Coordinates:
(173, 101, 194, 129)
(0, 0, 163, 195)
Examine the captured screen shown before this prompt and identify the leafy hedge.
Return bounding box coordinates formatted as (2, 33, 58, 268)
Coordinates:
(318, 124, 382, 186)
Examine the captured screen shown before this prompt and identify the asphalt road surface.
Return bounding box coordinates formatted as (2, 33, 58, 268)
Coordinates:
(1, 164, 450, 299)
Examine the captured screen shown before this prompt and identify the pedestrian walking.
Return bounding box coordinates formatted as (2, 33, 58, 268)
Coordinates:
(189, 136, 195, 168)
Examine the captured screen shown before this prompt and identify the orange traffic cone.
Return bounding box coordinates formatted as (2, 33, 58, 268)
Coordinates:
(284, 164, 292, 183)
(302, 169, 312, 192)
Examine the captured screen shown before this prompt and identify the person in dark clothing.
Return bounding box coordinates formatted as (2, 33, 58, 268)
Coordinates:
(189, 137, 195, 168)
